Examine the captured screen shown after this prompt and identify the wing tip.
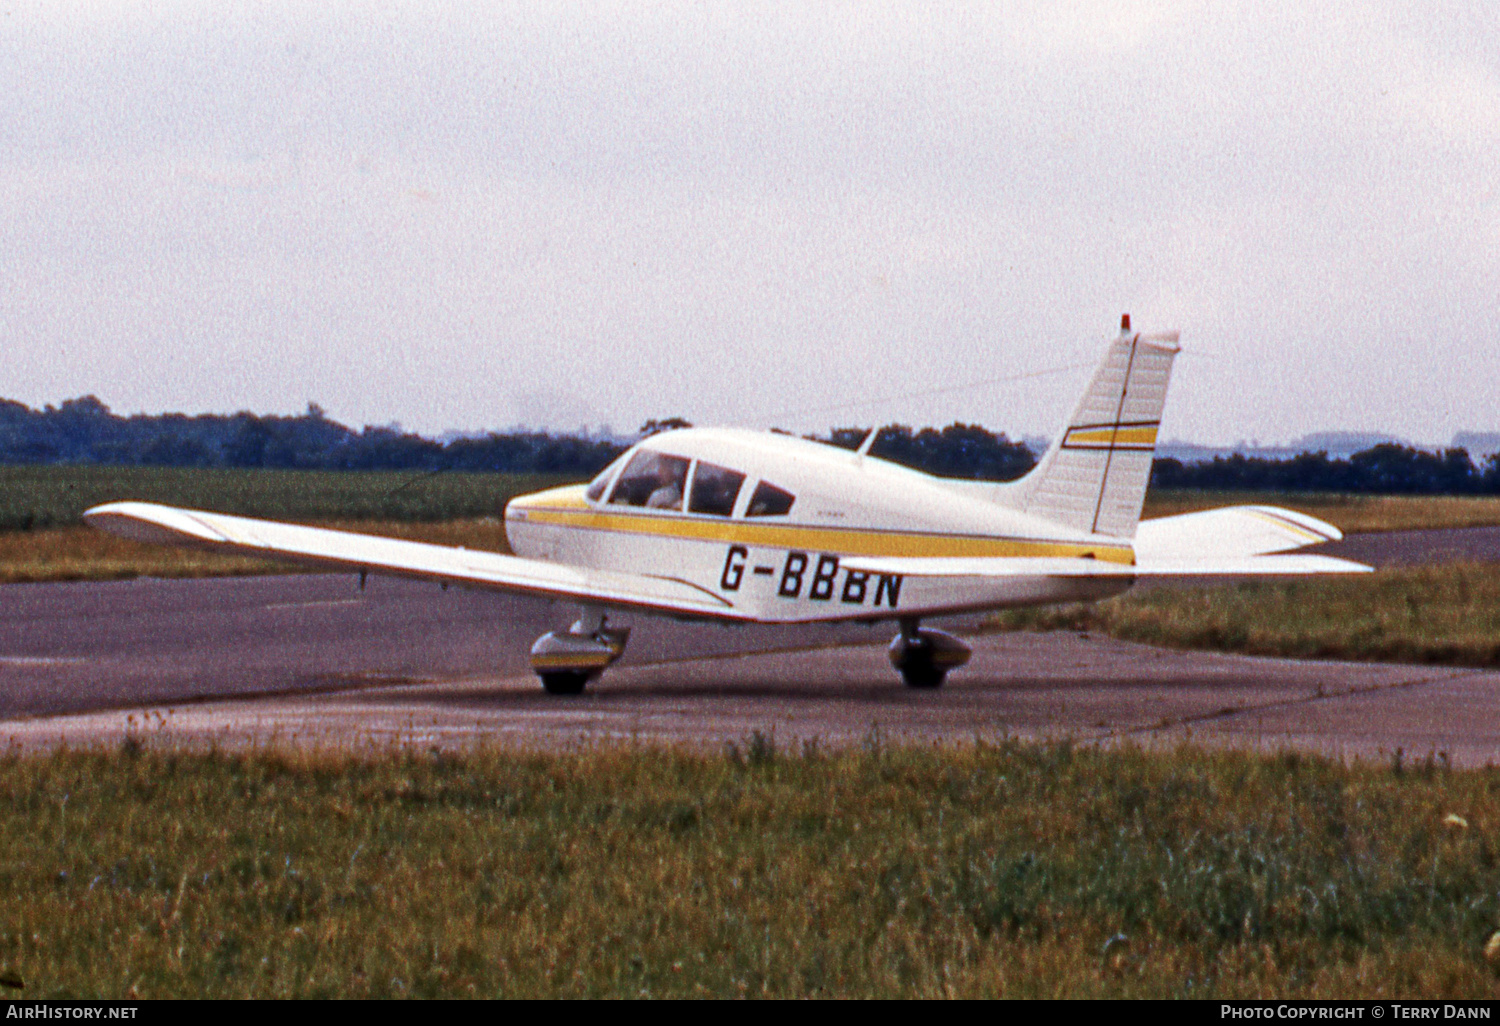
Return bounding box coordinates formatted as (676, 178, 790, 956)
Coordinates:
(83, 501, 227, 546)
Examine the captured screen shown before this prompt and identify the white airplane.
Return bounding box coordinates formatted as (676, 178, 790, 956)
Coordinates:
(85, 316, 1369, 694)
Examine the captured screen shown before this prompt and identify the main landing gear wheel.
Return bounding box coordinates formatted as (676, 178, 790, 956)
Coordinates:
(888, 619, 972, 690)
(539, 670, 593, 696)
(898, 650, 946, 690)
(529, 607, 631, 696)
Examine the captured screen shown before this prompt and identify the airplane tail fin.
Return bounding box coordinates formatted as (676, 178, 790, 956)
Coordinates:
(1006, 315, 1180, 538)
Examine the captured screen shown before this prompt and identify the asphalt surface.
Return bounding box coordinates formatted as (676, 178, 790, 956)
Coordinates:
(1320, 524, 1500, 566)
(11, 629, 1499, 766)
(0, 571, 972, 718)
(2, 525, 1498, 763)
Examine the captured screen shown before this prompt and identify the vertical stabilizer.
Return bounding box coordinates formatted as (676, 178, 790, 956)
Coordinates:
(1012, 316, 1180, 538)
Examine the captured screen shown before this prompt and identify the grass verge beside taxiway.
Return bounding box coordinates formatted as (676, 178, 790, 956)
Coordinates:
(988, 562, 1500, 667)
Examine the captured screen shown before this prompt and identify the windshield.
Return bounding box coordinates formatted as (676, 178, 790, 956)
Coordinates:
(608, 450, 690, 510)
(584, 452, 630, 503)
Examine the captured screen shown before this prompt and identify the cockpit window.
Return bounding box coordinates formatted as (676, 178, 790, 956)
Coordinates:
(745, 480, 795, 517)
(688, 461, 745, 517)
(584, 453, 628, 503)
(608, 450, 690, 510)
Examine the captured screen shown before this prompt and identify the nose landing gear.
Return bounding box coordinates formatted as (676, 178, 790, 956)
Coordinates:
(530, 608, 630, 695)
(888, 618, 971, 689)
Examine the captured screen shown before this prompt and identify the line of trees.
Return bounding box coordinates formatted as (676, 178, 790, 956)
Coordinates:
(5, 395, 1500, 494)
(1150, 445, 1500, 494)
(821, 424, 1037, 481)
(0, 399, 1042, 481)
(0, 397, 622, 475)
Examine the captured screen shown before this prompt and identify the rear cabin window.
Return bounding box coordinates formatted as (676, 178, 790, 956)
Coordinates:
(584, 454, 628, 503)
(688, 461, 745, 517)
(608, 450, 690, 510)
(745, 480, 795, 517)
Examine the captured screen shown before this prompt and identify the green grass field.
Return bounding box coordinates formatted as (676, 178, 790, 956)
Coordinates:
(0, 466, 562, 582)
(0, 465, 573, 531)
(3, 740, 1499, 999)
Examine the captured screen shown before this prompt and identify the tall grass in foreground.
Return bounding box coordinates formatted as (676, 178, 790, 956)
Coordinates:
(989, 563, 1500, 666)
(2, 741, 1499, 998)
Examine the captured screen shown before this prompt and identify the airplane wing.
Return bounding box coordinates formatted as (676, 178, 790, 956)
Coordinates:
(1133, 504, 1343, 560)
(82, 502, 749, 621)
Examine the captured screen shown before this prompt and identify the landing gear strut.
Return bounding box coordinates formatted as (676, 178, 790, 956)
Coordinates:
(530, 607, 630, 696)
(888, 618, 971, 689)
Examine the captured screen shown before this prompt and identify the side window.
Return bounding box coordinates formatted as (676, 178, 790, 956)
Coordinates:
(688, 461, 745, 517)
(585, 453, 628, 503)
(608, 450, 689, 510)
(745, 480, 795, 517)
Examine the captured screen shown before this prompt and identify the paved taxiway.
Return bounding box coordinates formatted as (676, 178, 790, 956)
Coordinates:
(1319, 524, 1500, 567)
(0, 572, 903, 717)
(7, 629, 1500, 766)
(1, 525, 1497, 763)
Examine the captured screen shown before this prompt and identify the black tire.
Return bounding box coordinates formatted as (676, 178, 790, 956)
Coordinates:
(898, 650, 946, 689)
(901, 666, 946, 689)
(539, 671, 590, 695)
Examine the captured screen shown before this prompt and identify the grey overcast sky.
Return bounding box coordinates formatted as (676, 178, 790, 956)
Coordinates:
(2, 2, 1497, 443)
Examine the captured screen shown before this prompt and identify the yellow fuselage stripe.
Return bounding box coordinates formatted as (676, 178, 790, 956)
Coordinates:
(516, 507, 1136, 565)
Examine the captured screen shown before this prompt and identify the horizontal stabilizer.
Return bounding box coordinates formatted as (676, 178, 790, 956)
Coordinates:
(841, 553, 1370, 578)
(1134, 505, 1343, 560)
(83, 502, 750, 621)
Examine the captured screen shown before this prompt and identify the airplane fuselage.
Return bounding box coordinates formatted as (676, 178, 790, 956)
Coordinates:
(504, 427, 1135, 624)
